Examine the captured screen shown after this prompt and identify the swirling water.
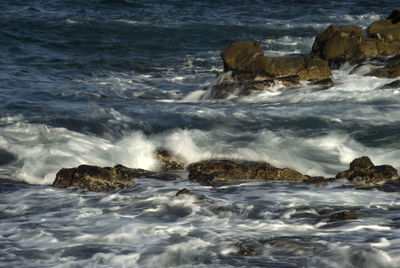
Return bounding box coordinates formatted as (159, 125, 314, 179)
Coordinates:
(1, 0, 400, 267)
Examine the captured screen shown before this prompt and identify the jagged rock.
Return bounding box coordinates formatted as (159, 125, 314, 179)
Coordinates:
(381, 80, 400, 89)
(311, 22, 400, 64)
(336, 156, 399, 185)
(210, 79, 275, 99)
(309, 78, 334, 88)
(187, 159, 313, 185)
(367, 16, 400, 42)
(53, 164, 150, 191)
(234, 241, 261, 256)
(154, 148, 184, 171)
(53, 164, 176, 192)
(269, 55, 331, 81)
(311, 25, 364, 61)
(175, 188, 192, 196)
(221, 41, 270, 73)
(328, 211, 362, 222)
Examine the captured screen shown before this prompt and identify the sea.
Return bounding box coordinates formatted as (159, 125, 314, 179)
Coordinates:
(1, 0, 400, 267)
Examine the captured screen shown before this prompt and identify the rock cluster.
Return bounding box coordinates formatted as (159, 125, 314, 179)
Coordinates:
(211, 10, 400, 99)
(53, 155, 399, 191)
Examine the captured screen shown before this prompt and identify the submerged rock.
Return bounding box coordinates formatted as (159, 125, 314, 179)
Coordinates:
(336, 156, 399, 185)
(328, 211, 362, 222)
(154, 148, 185, 171)
(53, 164, 151, 192)
(187, 159, 318, 185)
(234, 241, 261, 256)
(175, 188, 192, 196)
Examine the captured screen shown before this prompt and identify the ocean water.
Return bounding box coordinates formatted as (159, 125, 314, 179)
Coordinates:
(1, 0, 400, 267)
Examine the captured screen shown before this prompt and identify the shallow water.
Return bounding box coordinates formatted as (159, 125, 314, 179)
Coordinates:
(1, 0, 400, 267)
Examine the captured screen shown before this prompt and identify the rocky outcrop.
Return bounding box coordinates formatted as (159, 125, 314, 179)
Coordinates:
(369, 55, 400, 78)
(154, 148, 184, 171)
(221, 41, 270, 73)
(336, 156, 399, 185)
(53, 164, 177, 192)
(328, 211, 362, 222)
(211, 10, 400, 99)
(187, 159, 321, 185)
(53, 164, 149, 191)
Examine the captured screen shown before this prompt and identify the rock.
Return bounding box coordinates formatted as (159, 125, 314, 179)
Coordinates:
(311, 25, 364, 61)
(381, 80, 400, 89)
(274, 75, 300, 87)
(0, 148, 17, 166)
(53, 164, 151, 191)
(309, 78, 334, 88)
(336, 156, 399, 185)
(328, 211, 362, 222)
(269, 55, 331, 81)
(234, 241, 261, 256)
(187, 159, 310, 185)
(387, 9, 400, 24)
(221, 41, 270, 73)
(154, 148, 184, 171)
(175, 188, 192, 196)
(355, 38, 400, 59)
(367, 18, 400, 42)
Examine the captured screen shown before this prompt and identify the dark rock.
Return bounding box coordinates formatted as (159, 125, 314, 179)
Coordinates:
(274, 75, 300, 87)
(210, 79, 275, 99)
(387, 9, 400, 24)
(328, 211, 362, 222)
(53, 164, 151, 192)
(221, 41, 271, 73)
(305, 176, 329, 186)
(381, 80, 400, 89)
(187, 159, 308, 185)
(234, 241, 261, 256)
(336, 156, 399, 185)
(175, 188, 192, 196)
(154, 148, 184, 171)
(309, 78, 334, 89)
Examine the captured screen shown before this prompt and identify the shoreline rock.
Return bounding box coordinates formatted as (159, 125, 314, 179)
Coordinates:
(211, 9, 400, 99)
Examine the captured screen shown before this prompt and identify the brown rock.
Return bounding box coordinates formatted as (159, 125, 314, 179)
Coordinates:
(367, 55, 400, 78)
(221, 41, 271, 73)
(367, 19, 400, 42)
(311, 25, 364, 61)
(187, 159, 307, 185)
(154, 148, 184, 171)
(53, 164, 151, 192)
(336, 156, 399, 184)
(269, 55, 331, 81)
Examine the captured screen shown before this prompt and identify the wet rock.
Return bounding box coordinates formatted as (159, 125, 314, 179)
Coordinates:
(221, 41, 270, 73)
(274, 75, 300, 87)
(210, 79, 275, 99)
(53, 164, 150, 191)
(187, 159, 309, 185)
(336, 156, 399, 185)
(367, 14, 400, 42)
(311, 25, 364, 61)
(269, 55, 331, 81)
(387, 9, 400, 24)
(309, 78, 334, 89)
(234, 241, 261, 256)
(311, 21, 400, 65)
(175, 188, 192, 196)
(0, 148, 17, 166)
(328, 211, 362, 222)
(154, 148, 184, 171)
(51, 164, 176, 192)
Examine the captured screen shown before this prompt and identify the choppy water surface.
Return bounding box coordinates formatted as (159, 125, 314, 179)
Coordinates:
(1, 0, 400, 267)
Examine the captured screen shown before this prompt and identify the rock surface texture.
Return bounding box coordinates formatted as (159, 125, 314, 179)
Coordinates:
(187, 159, 310, 185)
(211, 10, 400, 99)
(336, 156, 399, 185)
(53, 164, 150, 191)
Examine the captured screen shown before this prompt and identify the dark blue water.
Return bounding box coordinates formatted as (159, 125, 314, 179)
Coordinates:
(1, 1, 400, 267)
